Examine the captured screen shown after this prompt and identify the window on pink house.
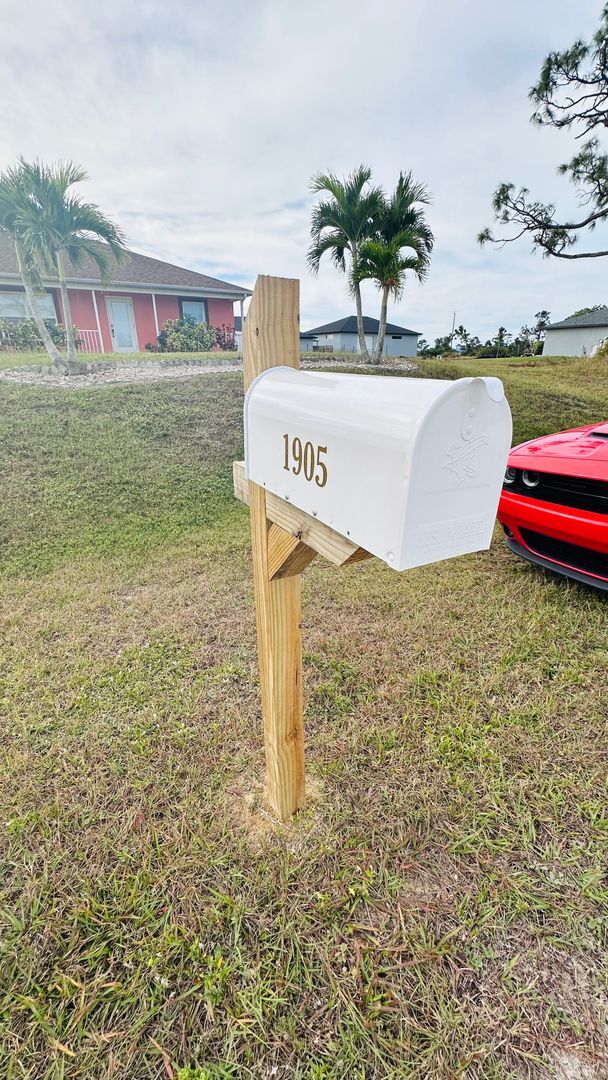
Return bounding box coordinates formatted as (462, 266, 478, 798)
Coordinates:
(0, 290, 57, 320)
(180, 298, 208, 323)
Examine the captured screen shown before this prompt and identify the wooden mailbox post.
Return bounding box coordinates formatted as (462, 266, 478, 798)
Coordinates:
(235, 274, 512, 821)
(236, 275, 370, 820)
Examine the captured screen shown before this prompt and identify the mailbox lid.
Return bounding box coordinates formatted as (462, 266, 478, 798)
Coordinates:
(244, 368, 511, 570)
(245, 367, 461, 443)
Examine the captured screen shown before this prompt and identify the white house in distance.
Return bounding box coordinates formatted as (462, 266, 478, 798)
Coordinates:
(300, 315, 420, 356)
(543, 308, 608, 357)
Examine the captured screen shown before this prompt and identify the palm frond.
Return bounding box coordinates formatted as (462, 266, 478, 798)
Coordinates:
(394, 171, 431, 207)
(308, 164, 433, 312)
(307, 232, 347, 275)
(310, 164, 373, 201)
(308, 166, 385, 283)
(1, 159, 128, 286)
(355, 228, 430, 298)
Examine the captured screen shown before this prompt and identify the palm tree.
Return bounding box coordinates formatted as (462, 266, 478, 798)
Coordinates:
(14, 159, 127, 361)
(0, 165, 64, 367)
(308, 166, 384, 362)
(355, 173, 433, 364)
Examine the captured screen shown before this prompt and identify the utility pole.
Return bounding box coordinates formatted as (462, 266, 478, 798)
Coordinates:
(449, 311, 456, 350)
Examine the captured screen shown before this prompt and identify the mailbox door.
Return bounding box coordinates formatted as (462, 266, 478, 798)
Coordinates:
(402, 377, 512, 568)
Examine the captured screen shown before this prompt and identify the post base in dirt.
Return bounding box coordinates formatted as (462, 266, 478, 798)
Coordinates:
(243, 276, 308, 820)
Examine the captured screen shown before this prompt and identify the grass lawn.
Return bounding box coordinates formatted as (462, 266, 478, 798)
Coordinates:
(1, 356, 607, 1079)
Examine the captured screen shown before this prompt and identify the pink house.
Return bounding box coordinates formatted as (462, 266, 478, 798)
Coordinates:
(0, 233, 251, 353)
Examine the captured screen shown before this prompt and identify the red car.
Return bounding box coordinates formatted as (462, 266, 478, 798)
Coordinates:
(497, 422, 608, 591)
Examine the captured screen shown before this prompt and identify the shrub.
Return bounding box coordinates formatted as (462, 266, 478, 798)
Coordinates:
(156, 317, 238, 353)
(473, 346, 512, 358)
(214, 323, 237, 351)
(0, 317, 76, 351)
(157, 316, 216, 352)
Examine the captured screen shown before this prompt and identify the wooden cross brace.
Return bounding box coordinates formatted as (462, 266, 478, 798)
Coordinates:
(237, 275, 371, 820)
(233, 460, 370, 578)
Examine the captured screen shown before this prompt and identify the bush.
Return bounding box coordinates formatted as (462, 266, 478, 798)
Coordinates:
(214, 323, 237, 351)
(0, 317, 76, 351)
(157, 316, 216, 352)
(473, 346, 512, 358)
(157, 316, 238, 353)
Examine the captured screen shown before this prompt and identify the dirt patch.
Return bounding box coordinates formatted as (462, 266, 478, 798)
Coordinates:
(226, 770, 327, 849)
(547, 1048, 602, 1079)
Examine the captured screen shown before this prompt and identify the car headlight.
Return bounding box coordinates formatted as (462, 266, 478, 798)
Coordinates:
(504, 466, 517, 484)
(522, 470, 540, 488)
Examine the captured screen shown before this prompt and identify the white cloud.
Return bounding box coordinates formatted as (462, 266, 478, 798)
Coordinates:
(0, 0, 605, 340)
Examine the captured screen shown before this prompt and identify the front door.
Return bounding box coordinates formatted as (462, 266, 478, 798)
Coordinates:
(106, 297, 138, 352)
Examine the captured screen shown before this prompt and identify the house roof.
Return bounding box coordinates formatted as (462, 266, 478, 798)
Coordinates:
(302, 315, 419, 336)
(546, 307, 608, 330)
(0, 232, 251, 298)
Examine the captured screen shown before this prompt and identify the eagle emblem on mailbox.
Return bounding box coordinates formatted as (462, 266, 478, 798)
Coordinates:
(442, 432, 489, 486)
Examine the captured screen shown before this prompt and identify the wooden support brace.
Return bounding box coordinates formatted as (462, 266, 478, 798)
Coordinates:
(267, 523, 317, 580)
(233, 461, 371, 568)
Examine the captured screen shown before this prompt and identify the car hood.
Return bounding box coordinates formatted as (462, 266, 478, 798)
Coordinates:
(509, 422, 608, 481)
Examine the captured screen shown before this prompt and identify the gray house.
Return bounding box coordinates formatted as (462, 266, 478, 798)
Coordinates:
(301, 315, 419, 356)
(543, 308, 608, 357)
(235, 315, 318, 352)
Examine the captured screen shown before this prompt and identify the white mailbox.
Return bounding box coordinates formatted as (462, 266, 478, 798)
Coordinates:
(245, 368, 512, 571)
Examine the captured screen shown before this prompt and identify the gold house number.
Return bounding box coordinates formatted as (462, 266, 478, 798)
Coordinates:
(283, 434, 328, 487)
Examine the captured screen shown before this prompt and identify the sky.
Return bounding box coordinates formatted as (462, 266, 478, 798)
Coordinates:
(1, 0, 607, 342)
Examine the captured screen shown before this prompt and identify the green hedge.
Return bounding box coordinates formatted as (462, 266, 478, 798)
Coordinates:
(0, 317, 74, 351)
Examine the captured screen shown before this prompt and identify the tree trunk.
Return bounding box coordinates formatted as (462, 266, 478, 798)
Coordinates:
(57, 249, 77, 362)
(14, 241, 64, 369)
(372, 286, 389, 365)
(351, 243, 370, 362)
